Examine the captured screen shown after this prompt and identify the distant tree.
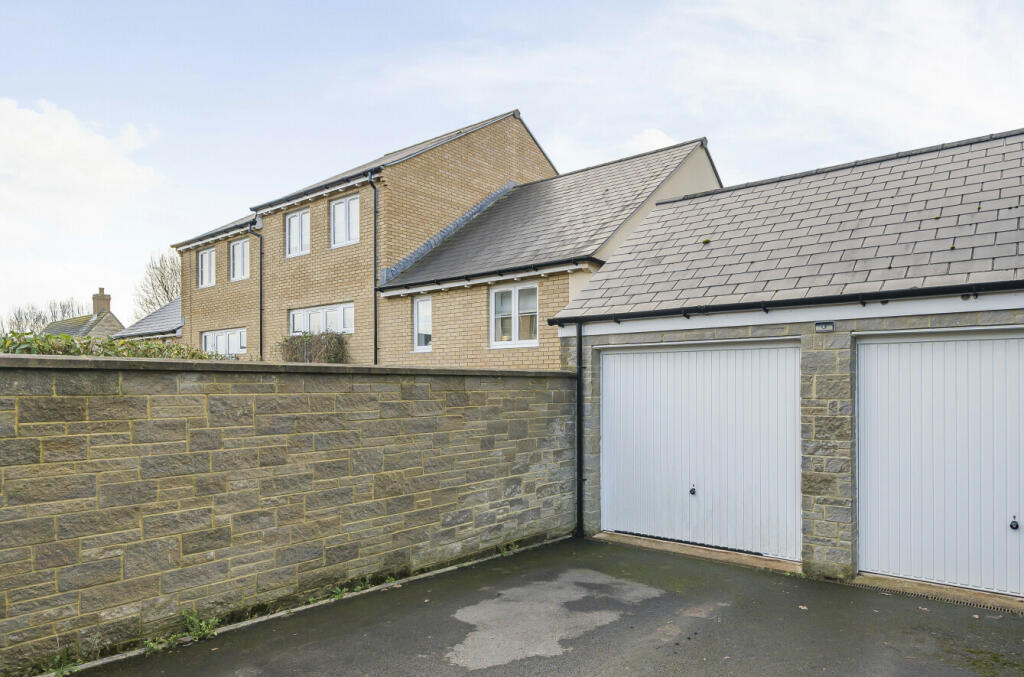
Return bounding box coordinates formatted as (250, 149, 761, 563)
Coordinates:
(1, 297, 88, 334)
(134, 251, 181, 319)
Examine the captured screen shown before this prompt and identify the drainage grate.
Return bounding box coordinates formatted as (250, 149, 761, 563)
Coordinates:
(840, 580, 1024, 616)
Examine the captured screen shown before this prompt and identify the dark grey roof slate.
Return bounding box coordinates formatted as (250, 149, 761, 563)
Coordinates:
(42, 312, 116, 337)
(380, 140, 705, 289)
(251, 110, 543, 212)
(172, 214, 255, 250)
(111, 298, 183, 339)
(556, 128, 1024, 319)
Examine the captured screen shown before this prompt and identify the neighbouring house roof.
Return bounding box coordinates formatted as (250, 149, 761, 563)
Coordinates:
(111, 298, 183, 340)
(554, 127, 1024, 321)
(379, 139, 708, 290)
(42, 312, 123, 338)
(172, 214, 256, 251)
(250, 110, 551, 213)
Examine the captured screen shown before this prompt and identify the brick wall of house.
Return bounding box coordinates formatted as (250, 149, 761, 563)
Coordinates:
(0, 356, 575, 673)
(378, 273, 570, 370)
(179, 114, 555, 365)
(180, 234, 261, 357)
(561, 306, 1023, 580)
(377, 114, 556, 270)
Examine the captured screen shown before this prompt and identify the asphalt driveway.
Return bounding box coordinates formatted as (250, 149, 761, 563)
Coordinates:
(83, 539, 1024, 676)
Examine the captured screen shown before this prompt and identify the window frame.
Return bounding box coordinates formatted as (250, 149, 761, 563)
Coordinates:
(289, 302, 355, 335)
(201, 327, 246, 356)
(197, 248, 216, 288)
(229, 239, 249, 281)
(330, 194, 360, 248)
(489, 282, 539, 349)
(413, 296, 432, 352)
(285, 208, 311, 258)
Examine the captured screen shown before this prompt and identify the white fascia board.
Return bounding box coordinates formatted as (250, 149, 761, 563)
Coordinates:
(175, 227, 254, 253)
(380, 262, 595, 298)
(254, 174, 373, 216)
(556, 291, 1024, 337)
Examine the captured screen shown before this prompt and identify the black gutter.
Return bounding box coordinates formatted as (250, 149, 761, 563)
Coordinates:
(378, 256, 604, 292)
(251, 167, 382, 214)
(574, 321, 585, 538)
(548, 280, 1024, 327)
(368, 172, 379, 365)
(248, 221, 265, 360)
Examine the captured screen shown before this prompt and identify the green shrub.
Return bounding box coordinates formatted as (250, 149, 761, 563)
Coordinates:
(0, 332, 220, 360)
(279, 331, 349, 363)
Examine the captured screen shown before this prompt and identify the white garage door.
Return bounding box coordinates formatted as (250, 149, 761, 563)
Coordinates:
(858, 333, 1024, 596)
(600, 343, 802, 561)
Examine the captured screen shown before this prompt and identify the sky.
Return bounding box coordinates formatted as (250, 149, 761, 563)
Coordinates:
(0, 0, 1021, 322)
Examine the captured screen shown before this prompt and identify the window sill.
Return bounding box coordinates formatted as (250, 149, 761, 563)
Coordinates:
(489, 342, 539, 350)
(412, 347, 432, 353)
(330, 240, 359, 249)
(285, 251, 309, 259)
(198, 284, 215, 289)
(229, 277, 249, 283)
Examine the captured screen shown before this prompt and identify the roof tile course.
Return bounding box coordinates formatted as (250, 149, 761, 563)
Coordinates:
(381, 140, 705, 288)
(556, 129, 1024, 319)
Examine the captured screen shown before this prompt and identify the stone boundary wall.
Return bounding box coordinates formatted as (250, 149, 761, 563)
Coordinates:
(0, 356, 576, 673)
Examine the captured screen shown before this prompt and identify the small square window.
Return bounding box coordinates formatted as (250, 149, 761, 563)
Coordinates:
(490, 284, 538, 348)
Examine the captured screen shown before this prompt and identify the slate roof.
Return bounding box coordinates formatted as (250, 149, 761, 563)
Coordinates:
(111, 298, 183, 339)
(42, 312, 118, 338)
(380, 140, 707, 289)
(172, 214, 255, 250)
(555, 128, 1024, 320)
(250, 110, 548, 212)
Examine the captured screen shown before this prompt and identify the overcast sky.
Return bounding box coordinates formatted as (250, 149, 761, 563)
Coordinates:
(1, 0, 1021, 322)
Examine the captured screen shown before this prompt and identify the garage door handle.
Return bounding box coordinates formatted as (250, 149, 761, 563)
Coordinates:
(689, 486, 696, 496)
(1012, 518, 1019, 531)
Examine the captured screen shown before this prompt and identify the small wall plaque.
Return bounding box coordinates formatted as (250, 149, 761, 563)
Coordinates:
(814, 321, 835, 333)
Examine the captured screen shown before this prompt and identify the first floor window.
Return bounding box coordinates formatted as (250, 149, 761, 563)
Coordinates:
(286, 209, 310, 257)
(289, 303, 354, 335)
(330, 194, 359, 246)
(413, 296, 431, 351)
(201, 328, 246, 356)
(490, 284, 538, 347)
(230, 239, 249, 280)
(197, 248, 215, 288)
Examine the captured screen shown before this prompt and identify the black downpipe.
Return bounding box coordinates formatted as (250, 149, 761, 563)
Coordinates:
(575, 321, 585, 538)
(368, 172, 379, 365)
(248, 221, 264, 360)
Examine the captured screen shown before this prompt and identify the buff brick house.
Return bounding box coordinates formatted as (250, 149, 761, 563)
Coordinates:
(171, 111, 556, 362)
(376, 139, 722, 369)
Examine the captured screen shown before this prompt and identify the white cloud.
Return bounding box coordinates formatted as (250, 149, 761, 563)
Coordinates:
(376, 0, 1024, 180)
(0, 99, 162, 321)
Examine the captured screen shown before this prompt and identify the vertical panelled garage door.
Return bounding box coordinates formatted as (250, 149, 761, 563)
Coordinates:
(858, 334, 1024, 596)
(601, 343, 802, 561)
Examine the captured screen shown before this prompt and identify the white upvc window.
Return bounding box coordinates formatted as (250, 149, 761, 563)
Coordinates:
(197, 248, 215, 288)
(413, 296, 432, 352)
(285, 209, 310, 257)
(289, 303, 354, 335)
(330, 195, 359, 247)
(229, 239, 249, 281)
(201, 328, 246, 356)
(490, 283, 538, 348)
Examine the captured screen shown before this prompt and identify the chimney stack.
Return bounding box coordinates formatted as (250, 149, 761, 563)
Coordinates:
(92, 288, 111, 315)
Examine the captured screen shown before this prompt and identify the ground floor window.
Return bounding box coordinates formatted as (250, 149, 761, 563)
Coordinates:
(289, 302, 354, 335)
(490, 283, 538, 347)
(413, 296, 431, 351)
(201, 327, 246, 356)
